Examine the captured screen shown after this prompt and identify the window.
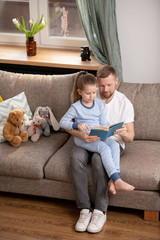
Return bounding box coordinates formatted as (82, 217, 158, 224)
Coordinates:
(0, 0, 87, 48)
(0, 0, 29, 34)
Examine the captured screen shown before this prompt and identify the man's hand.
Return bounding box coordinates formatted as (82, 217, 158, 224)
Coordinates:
(80, 131, 100, 143)
(115, 124, 127, 137)
(78, 123, 89, 132)
(114, 123, 135, 142)
(65, 129, 100, 143)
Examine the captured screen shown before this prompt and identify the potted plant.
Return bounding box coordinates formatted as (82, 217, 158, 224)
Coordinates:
(12, 15, 47, 56)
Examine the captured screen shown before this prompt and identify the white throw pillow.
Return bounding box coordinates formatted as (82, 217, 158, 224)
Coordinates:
(0, 92, 32, 143)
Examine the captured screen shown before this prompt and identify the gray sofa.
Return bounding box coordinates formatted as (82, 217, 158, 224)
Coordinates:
(0, 70, 159, 222)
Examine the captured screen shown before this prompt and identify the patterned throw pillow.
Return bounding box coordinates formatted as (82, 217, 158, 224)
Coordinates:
(0, 92, 32, 143)
(0, 96, 3, 102)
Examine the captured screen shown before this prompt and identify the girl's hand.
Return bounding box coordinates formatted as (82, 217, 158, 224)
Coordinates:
(78, 123, 89, 132)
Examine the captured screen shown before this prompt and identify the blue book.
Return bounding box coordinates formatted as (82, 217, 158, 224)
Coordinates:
(89, 122, 124, 141)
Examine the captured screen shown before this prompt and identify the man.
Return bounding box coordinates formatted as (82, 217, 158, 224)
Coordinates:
(66, 65, 135, 233)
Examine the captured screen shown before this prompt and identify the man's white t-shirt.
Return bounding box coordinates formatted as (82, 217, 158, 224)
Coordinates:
(97, 90, 134, 149)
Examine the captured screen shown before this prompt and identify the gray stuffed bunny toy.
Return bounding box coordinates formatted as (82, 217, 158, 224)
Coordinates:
(35, 106, 60, 136)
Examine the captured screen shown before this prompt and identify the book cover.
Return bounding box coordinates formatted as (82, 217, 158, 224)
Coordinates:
(89, 122, 124, 141)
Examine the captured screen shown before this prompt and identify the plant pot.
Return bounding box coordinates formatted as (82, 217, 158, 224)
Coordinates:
(26, 37, 36, 56)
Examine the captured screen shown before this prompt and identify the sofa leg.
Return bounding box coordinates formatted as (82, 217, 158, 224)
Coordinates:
(144, 210, 159, 222)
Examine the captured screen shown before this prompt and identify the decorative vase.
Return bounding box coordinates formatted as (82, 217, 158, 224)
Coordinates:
(26, 36, 36, 56)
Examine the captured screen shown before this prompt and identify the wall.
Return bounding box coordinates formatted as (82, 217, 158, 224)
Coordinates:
(116, 0, 160, 83)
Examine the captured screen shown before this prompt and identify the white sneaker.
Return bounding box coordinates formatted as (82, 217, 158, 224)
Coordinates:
(87, 209, 106, 233)
(75, 209, 92, 232)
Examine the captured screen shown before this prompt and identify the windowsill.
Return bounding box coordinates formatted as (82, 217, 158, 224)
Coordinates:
(0, 45, 103, 71)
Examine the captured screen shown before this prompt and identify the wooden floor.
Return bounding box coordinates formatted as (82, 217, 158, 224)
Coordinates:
(0, 192, 159, 240)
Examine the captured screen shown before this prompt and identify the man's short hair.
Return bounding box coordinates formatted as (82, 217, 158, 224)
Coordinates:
(97, 65, 117, 79)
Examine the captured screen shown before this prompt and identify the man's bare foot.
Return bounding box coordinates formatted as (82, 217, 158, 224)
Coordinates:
(114, 179, 135, 191)
(108, 179, 117, 194)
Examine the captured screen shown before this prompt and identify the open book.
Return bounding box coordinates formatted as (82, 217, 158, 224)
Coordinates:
(89, 122, 124, 141)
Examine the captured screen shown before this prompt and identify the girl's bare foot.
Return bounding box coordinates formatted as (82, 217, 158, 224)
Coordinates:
(114, 179, 135, 191)
(108, 179, 117, 194)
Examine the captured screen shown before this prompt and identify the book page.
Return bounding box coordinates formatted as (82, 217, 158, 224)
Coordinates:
(92, 126, 108, 130)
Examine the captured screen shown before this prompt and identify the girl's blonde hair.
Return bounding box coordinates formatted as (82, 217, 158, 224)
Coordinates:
(71, 71, 97, 103)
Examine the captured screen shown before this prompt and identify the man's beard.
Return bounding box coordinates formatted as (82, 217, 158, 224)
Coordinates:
(101, 91, 114, 100)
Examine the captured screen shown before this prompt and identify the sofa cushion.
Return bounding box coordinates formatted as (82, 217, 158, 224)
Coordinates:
(0, 70, 76, 122)
(0, 132, 70, 179)
(45, 137, 160, 191)
(117, 82, 160, 140)
(45, 136, 95, 185)
(44, 136, 75, 183)
(120, 140, 160, 191)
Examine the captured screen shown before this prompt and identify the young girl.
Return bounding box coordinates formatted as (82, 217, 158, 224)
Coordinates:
(60, 71, 135, 194)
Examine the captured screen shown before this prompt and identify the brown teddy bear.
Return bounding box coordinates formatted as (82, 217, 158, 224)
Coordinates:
(3, 109, 28, 147)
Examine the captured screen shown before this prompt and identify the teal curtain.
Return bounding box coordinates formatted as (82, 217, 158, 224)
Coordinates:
(76, 0, 123, 81)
